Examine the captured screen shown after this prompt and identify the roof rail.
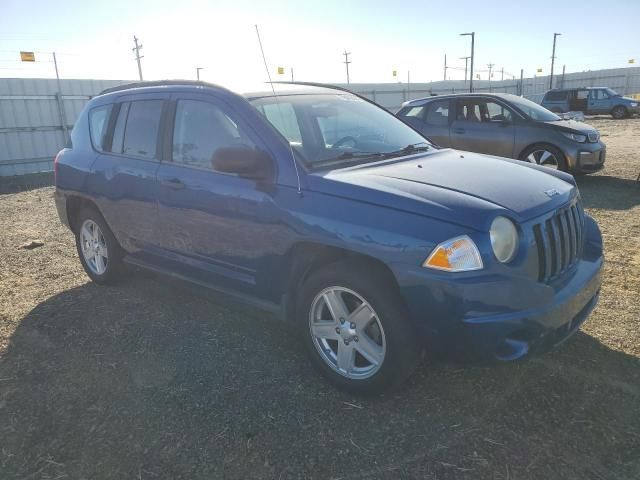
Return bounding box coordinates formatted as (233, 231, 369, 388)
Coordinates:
(98, 80, 220, 96)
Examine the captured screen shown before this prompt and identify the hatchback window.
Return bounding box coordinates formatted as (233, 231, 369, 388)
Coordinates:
(88, 104, 113, 152)
(172, 100, 255, 170)
(424, 100, 449, 126)
(118, 100, 164, 159)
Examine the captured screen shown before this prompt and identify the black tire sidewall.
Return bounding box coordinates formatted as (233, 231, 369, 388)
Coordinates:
(612, 106, 626, 119)
(296, 261, 421, 395)
(75, 207, 122, 284)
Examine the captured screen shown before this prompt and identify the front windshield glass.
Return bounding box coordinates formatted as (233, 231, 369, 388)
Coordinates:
(250, 93, 431, 168)
(605, 87, 619, 97)
(507, 95, 561, 121)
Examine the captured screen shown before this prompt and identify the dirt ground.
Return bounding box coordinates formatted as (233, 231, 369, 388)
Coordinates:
(1, 117, 639, 480)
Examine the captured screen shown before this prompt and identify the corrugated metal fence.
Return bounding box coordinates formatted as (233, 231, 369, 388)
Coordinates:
(1, 67, 639, 187)
(0, 78, 129, 181)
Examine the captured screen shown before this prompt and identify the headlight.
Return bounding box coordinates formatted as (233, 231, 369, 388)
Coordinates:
(561, 132, 587, 143)
(490, 216, 519, 263)
(631, 102, 638, 107)
(423, 235, 483, 272)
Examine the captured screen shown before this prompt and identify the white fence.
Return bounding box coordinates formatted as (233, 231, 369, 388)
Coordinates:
(1, 67, 639, 185)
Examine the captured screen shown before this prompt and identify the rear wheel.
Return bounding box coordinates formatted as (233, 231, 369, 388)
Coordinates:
(75, 207, 123, 284)
(297, 261, 421, 395)
(611, 105, 627, 119)
(520, 144, 567, 171)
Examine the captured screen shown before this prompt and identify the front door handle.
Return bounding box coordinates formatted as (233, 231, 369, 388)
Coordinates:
(162, 178, 186, 190)
(453, 128, 465, 134)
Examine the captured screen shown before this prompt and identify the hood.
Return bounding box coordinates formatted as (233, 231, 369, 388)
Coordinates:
(307, 149, 577, 231)
(543, 119, 599, 135)
(621, 96, 638, 103)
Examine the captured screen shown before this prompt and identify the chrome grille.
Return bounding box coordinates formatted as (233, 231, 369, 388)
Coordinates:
(533, 201, 585, 282)
(588, 132, 599, 143)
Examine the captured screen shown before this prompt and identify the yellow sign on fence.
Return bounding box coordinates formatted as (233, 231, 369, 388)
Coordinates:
(20, 51, 35, 62)
(277, 67, 285, 75)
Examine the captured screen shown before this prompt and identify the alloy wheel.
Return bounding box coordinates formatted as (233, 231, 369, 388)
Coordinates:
(80, 219, 108, 275)
(309, 286, 386, 380)
(526, 149, 560, 169)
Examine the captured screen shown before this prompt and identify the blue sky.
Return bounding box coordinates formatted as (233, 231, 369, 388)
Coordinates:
(1, 0, 639, 89)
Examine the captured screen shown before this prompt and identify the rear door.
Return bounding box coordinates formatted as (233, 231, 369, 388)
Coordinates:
(449, 97, 516, 158)
(89, 94, 168, 252)
(154, 92, 286, 297)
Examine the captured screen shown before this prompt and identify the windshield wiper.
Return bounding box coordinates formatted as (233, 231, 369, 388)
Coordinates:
(312, 151, 384, 168)
(383, 142, 431, 159)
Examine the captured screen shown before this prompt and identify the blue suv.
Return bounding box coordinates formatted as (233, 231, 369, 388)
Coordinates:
(541, 87, 639, 119)
(54, 81, 603, 394)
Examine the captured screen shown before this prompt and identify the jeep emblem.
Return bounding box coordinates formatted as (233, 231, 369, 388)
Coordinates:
(544, 189, 560, 198)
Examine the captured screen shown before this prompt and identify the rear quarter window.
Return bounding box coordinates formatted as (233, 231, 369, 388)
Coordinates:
(88, 104, 113, 152)
(544, 91, 568, 101)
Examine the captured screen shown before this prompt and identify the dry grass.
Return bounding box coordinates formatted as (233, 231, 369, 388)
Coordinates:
(0, 118, 638, 479)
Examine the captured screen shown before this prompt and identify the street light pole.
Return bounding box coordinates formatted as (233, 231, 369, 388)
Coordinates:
(460, 32, 475, 93)
(459, 56, 470, 87)
(550, 32, 561, 89)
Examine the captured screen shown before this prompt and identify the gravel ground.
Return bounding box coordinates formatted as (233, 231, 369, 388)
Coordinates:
(1, 117, 639, 479)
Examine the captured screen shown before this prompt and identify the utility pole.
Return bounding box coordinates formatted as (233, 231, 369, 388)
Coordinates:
(560, 64, 566, 89)
(132, 35, 144, 81)
(550, 32, 561, 89)
(460, 32, 475, 93)
(460, 56, 470, 87)
(487, 63, 494, 92)
(443, 54, 447, 81)
(407, 70, 411, 98)
(343, 50, 351, 85)
(291, 67, 294, 82)
(196, 67, 204, 81)
(501, 67, 504, 81)
(519, 68, 524, 96)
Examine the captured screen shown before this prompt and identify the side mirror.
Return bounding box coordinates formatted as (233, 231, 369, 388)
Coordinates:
(211, 146, 274, 180)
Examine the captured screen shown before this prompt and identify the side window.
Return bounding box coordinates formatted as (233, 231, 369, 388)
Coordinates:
(110, 102, 130, 154)
(576, 90, 589, 100)
(258, 103, 302, 145)
(545, 90, 567, 101)
(120, 100, 164, 159)
(457, 100, 481, 122)
(424, 100, 449, 126)
(172, 99, 255, 170)
(484, 101, 513, 122)
(593, 89, 609, 100)
(404, 106, 425, 118)
(88, 104, 113, 152)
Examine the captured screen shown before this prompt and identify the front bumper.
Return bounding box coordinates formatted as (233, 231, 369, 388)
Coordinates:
(392, 216, 603, 361)
(565, 142, 605, 173)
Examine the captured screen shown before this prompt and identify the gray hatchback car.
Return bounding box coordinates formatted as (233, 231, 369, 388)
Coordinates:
(397, 93, 606, 174)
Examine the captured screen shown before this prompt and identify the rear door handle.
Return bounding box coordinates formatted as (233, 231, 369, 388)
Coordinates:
(453, 128, 465, 134)
(162, 178, 186, 190)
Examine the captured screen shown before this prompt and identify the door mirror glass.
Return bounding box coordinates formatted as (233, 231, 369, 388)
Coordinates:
(211, 146, 274, 180)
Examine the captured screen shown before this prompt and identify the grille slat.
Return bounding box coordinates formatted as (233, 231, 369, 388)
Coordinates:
(534, 200, 584, 282)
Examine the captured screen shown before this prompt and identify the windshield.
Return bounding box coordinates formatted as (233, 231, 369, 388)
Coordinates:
(507, 95, 561, 121)
(250, 93, 431, 169)
(605, 87, 620, 97)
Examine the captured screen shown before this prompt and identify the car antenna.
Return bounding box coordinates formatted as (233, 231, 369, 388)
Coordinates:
(254, 24, 302, 195)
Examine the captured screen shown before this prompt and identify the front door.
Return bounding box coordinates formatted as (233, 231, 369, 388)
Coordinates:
(155, 94, 287, 297)
(588, 89, 611, 114)
(450, 97, 516, 158)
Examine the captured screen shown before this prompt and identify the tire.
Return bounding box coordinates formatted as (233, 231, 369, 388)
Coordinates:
(611, 105, 627, 120)
(75, 206, 124, 284)
(296, 260, 421, 395)
(520, 144, 568, 172)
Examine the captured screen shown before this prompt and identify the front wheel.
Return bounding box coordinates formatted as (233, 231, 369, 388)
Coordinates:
(611, 106, 627, 119)
(297, 261, 421, 395)
(520, 144, 567, 172)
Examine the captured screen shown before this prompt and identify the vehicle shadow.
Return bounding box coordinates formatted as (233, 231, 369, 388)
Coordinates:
(1, 274, 639, 479)
(576, 174, 640, 210)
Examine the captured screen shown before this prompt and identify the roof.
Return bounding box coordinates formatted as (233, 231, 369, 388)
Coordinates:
(97, 79, 347, 100)
(403, 92, 521, 107)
